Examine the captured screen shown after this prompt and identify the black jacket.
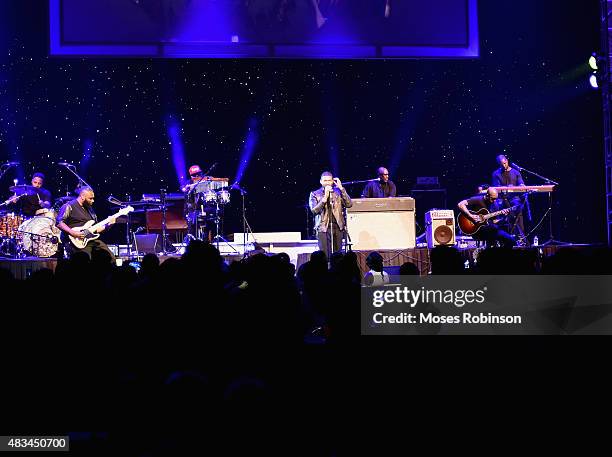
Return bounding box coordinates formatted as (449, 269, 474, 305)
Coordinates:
(361, 179, 397, 198)
(309, 187, 352, 232)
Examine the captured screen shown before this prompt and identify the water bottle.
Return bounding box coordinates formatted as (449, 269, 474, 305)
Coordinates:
(533, 236, 539, 247)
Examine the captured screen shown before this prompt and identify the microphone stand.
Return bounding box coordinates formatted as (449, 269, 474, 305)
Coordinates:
(511, 163, 559, 186)
(230, 183, 254, 257)
(342, 178, 378, 186)
(108, 194, 135, 257)
(125, 194, 133, 257)
(58, 163, 93, 189)
(343, 204, 352, 253)
(511, 163, 567, 246)
(160, 188, 168, 254)
(327, 194, 333, 267)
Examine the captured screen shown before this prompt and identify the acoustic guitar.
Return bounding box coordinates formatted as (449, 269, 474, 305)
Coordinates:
(457, 205, 519, 235)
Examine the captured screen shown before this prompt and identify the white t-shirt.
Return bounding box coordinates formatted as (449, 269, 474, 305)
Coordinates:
(364, 270, 390, 286)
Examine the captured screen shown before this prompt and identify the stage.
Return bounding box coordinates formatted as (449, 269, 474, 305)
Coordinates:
(0, 244, 594, 280)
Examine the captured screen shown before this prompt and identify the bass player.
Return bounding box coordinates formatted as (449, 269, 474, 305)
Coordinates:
(56, 186, 117, 261)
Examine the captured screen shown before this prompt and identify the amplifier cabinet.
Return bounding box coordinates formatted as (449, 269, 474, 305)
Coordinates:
(347, 198, 416, 250)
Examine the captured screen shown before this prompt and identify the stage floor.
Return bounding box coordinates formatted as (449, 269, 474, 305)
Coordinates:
(0, 244, 594, 280)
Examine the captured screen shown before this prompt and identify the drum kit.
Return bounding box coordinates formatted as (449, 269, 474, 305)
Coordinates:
(185, 178, 235, 248)
(202, 188, 231, 205)
(0, 185, 63, 258)
(190, 178, 231, 206)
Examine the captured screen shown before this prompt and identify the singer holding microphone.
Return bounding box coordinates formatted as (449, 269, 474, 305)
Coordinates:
(309, 171, 353, 260)
(491, 154, 526, 241)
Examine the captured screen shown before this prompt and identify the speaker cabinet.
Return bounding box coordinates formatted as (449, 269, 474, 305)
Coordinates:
(346, 197, 416, 250)
(145, 206, 188, 230)
(133, 234, 161, 254)
(425, 210, 456, 248)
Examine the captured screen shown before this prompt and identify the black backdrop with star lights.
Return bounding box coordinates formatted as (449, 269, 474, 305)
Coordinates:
(0, 0, 606, 243)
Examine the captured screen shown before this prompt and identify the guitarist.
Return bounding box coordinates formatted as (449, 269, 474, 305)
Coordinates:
(457, 187, 516, 248)
(56, 186, 116, 261)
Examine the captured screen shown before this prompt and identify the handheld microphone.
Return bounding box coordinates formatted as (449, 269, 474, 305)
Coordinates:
(134, 227, 145, 234)
(511, 162, 523, 171)
(56, 162, 74, 167)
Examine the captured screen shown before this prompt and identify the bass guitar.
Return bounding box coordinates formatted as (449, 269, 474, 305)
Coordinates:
(69, 206, 134, 249)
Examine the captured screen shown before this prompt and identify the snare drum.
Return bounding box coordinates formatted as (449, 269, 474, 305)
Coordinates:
(0, 213, 25, 237)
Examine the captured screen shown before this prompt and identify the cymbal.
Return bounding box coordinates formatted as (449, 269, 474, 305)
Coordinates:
(9, 184, 36, 194)
(55, 196, 73, 203)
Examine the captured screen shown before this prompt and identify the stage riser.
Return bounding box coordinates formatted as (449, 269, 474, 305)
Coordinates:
(0, 258, 59, 280)
(0, 245, 581, 280)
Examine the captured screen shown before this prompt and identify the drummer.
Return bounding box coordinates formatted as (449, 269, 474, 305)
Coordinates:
(181, 164, 212, 241)
(181, 164, 206, 193)
(8, 172, 52, 217)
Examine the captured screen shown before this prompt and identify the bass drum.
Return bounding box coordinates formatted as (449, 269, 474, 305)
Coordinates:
(18, 216, 61, 258)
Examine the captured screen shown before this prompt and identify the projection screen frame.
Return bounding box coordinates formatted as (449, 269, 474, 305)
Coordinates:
(49, 0, 479, 59)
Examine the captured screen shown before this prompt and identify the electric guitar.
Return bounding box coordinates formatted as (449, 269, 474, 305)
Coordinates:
(457, 205, 520, 235)
(69, 206, 134, 249)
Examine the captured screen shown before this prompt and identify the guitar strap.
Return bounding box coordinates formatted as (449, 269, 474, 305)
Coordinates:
(86, 206, 97, 223)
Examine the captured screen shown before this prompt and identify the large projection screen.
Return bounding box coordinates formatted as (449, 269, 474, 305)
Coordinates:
(50, 0, 479, 59)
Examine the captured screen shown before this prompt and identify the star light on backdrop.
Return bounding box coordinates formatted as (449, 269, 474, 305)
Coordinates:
(80, 138, 93, 175)
(233, 117, 259, 189)
(166, 114, 187, 188)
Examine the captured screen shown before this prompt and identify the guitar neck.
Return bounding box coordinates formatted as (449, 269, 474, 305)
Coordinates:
(88, 211, 122, 234)
(482, 205, 519, 221)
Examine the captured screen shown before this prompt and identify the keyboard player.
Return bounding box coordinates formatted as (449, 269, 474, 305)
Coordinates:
(361, 166, 397, 198)
(491, 154, 526, 242)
